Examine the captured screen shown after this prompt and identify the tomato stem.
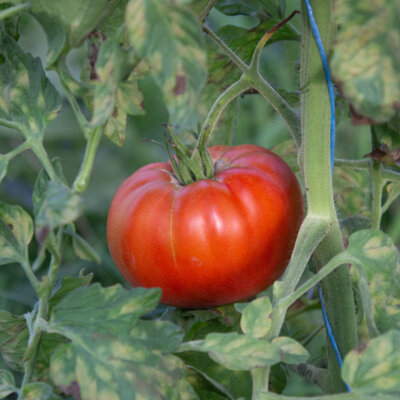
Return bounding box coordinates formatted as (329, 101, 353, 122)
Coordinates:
(192, 77, 251, 160)
(249, 10, 300, 74)
(203, 25, 249, 73)
(73, 126, 103, 193)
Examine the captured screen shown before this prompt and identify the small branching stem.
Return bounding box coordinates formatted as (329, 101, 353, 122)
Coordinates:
(73, 127, 103, 193)
(19, 251, 61, 399)
(202, 22, 301, 147)
(29, 140, 60, 182)
(21, 260, 39, 291)
(203, 25, 249, 73)
(3, 140, 31, 160)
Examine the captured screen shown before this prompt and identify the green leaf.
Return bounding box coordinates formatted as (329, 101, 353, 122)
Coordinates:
(331, 0, 400, 123)
(89, 35, 145, 145)
(0, 310, 28, 371)
(33, 167, 81, 231)
(130, 319, 185, 353)
(240, 297, 273, 338)
(218, 21, 299, 64)
(186, 365, 235, 400)
(342, 330, 400, 395)
(179, 332, 281, 371)
(346, 229, 400, 332)
(30, 0, 120, 47)
(269, 363, 287, 395)
(50, 272, 94, 312)
(0, 156, 8, 184)
(270, 337, 309, 364)
(347, 229, 399, 275)
(89, 36, 129, 127)
(215, 0, 284, 20)
(180, 350, 252, 399)
(125, 0, 207, 130)
(0, 202, 33, 266)
(0, 370, 16, 398)
(0, 310, 66, 380)
(33, 12, 66, 68)
(0, 32, 60, 137)
(51, 344, 197, 400)
(48, 284, 161, 336)
(47, 284, 197, 400)
(104, 108, 127, 146)
(63, 225, 101, 264)
(117, 79, 145, 116)
(334, 167, 371, 218)
(99, 0, 129, 37)
(20, 382, 61, 400)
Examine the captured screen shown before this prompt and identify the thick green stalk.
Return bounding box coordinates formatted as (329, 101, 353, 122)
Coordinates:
(301, 0, 358, 392)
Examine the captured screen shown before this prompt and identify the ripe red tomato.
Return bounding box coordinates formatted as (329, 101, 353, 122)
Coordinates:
(107, 144, 303, 308)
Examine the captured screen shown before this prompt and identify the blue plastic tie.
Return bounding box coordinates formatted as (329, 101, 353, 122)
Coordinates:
(303, 0, 351, 392)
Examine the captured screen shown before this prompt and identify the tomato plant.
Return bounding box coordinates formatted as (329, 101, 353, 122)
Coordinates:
(1, 0, 400, 399)
(107, 144, 303, 307)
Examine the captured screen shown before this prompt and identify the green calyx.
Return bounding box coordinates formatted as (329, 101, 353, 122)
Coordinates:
(164, 127, 214, 186)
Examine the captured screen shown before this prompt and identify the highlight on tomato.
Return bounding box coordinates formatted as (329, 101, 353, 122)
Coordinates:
(107, 142, 303, 308)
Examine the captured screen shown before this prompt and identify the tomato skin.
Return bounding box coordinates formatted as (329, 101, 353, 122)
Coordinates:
(107, 144, 303, 308)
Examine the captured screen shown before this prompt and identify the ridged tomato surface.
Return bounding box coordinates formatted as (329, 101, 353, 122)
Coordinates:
(107, 144, 303, 308)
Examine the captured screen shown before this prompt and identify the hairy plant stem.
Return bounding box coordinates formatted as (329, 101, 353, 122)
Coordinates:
(203, 25, 249, 73)
(300, 0, 358, 392)
(73, 127, 103, 193)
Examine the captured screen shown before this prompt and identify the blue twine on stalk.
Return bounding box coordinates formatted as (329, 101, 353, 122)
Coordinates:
(303, 0, 351, 392)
